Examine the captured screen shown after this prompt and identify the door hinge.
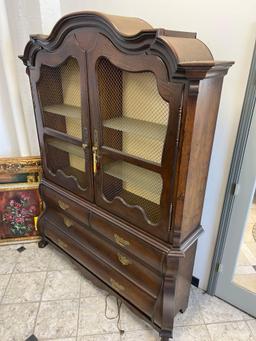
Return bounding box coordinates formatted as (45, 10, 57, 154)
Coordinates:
(168, 203, 173, 231)
(216, 263, 223, 273)
(176, 102, 183, 146)
(232, 183, 240, 196)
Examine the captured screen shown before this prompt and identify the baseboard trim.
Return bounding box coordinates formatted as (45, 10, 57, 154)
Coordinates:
(191, 276, 199, 287)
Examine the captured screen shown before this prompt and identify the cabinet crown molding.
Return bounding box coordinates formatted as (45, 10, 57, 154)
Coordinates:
(20, 11, 233, 79)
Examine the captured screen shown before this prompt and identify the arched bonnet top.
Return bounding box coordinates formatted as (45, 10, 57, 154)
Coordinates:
(20, 11, 233, 79)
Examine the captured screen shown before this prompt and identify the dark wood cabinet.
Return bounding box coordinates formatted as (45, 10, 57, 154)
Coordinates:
(21, 12, 233, 340)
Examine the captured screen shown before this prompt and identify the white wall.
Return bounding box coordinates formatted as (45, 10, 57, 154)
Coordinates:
(0, 0, 42, 156)
(5, 0, 256, 289)
(60, 0, 256, 289)
(1, 0, 61, 157)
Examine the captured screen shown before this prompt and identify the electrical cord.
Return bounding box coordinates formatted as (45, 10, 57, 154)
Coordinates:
(104, 293, 125, 335)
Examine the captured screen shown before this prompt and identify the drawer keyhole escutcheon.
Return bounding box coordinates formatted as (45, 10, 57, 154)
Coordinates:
(58, 200, 69, 211)
(114, 234, 130, 247)
(110, 278, 125, 292)
(63, 217, 73, 228)
(117, 253, 132, 266)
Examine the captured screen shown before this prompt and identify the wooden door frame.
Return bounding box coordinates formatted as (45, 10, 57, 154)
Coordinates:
(207, 40, 256, 295)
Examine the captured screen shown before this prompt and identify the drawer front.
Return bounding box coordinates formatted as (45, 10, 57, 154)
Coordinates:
(90, 213, 164, 272)
(46, 209, 161, 298)
(40, 185, 89, 225)
(42, 215, 156, 317)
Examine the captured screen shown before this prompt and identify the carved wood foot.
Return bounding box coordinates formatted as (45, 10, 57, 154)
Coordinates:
(159, 330, 173, 340)
(179, 300, 189, 314)
(38, 239, 48, 248)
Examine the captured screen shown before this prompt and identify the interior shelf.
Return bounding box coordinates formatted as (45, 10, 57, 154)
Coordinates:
(44, 104, 81, 118)
(103, 160, 162, 201)
(103, 117, 167, 142)
(47, 138, 84, 158)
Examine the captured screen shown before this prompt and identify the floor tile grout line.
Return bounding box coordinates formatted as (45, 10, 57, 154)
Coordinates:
(195, 295, 252, 325)
(40, 336, 77, 341)
(31, 262, 49, 336)
(0, 251, 21, 305)
(204, 323, 214, 341)
(245, 320, 256, 339)
(11, 265, 79, 275)
(75, 271, 83, 340)
(0, 272, 13, 305)
(0, 295, 99, 306)
(203, 319, 256, 326)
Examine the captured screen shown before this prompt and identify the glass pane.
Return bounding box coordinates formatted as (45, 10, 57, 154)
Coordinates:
(233, 188, 256, 293)
(38, 58, 82, 139)
(45, 136, 87, 189)
(102, 158, 162, 224)
(97, 58, 169, 164)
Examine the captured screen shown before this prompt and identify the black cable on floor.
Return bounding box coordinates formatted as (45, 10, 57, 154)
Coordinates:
(104, 293, 125, 335)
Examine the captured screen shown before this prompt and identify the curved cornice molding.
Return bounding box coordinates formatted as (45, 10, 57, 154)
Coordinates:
(20, 11, 233, 79)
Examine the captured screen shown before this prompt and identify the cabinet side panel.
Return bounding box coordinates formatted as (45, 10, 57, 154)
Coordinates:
(180, 77, 224, 242)
(174, 242, 197, 314)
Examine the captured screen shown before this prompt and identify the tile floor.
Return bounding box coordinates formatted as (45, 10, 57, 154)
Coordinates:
(0, 241, 255, 341)
(234, 200, 256, 293)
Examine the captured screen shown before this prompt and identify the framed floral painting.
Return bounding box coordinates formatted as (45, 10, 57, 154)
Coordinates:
(0, 157, 42, 244)
(0, 183, 41, 243)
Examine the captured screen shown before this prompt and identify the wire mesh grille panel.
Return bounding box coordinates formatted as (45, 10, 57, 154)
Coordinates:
(102, 159, 162, 224)
(97, 58, 169, 164)
(38, 58, 82, 139)
(97, 57, 168, 223)
(45, 136, 87, 189)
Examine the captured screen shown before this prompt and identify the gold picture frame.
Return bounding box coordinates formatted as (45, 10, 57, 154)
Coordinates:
(0, 157, 42, 244)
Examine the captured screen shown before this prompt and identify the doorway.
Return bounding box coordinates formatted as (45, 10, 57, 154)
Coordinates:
(208, 41, 256, 317)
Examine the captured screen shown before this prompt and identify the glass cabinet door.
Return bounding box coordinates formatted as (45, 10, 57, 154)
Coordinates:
(34, 53, 93, 200)
(88, 43, 183, 240)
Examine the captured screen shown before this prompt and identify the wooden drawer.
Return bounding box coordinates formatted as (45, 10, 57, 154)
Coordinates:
(90, 213, 165, 273)
(40, 185, 89, 225)
(45, 209, 162, 298)
(41, 214, 157, 317)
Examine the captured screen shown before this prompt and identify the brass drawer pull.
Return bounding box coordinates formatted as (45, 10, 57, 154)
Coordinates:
(63, 217, 73, 228)
(110, 278, 125, 292)
(57, 239, 68, 249)
(58, 200, 69, 211)
(114, 234, 130, 248)
(117, 252, 132, 266)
